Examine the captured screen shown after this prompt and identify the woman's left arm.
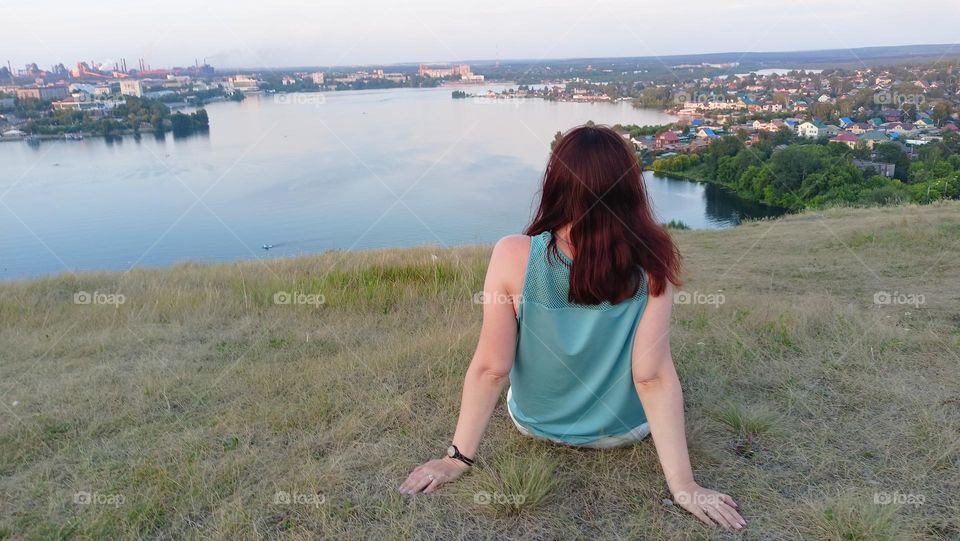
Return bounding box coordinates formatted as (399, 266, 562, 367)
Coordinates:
(632, 283, 747, 530)
(399, 236, 525, 494)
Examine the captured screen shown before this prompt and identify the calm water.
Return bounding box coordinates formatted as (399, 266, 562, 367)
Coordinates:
(0, 86, 782, 280)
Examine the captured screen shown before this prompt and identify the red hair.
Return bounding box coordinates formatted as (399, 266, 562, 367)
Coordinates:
(525, 124, 681, 303)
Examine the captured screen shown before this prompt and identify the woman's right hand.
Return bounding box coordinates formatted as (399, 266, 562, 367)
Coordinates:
(671, 482, 746, 530)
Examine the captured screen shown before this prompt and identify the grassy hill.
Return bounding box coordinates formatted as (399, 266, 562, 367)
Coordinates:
(1, 202, 958, 540)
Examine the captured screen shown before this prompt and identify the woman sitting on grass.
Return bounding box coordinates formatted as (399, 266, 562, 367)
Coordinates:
(399, 124, 745, 530)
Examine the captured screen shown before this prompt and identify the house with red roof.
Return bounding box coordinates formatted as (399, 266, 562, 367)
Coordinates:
(830, 132, 860, 149)
(655, 131, 680, 150)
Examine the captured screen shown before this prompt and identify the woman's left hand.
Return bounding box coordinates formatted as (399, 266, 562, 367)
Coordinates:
(399, 457, 470, 494)
(672, 481, 746, 530)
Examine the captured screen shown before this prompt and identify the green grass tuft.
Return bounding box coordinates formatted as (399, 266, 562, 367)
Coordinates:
(469, 455, 557, 516)
(712, 402, 777, 439)
(804, 493, 903, 541)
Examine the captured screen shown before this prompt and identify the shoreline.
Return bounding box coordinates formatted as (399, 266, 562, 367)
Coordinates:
(2, 85, 674, 144)
(0, 127, 197, 143)
(10, 199, 947, 284)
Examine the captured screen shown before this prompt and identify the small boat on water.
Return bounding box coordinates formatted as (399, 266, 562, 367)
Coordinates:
(262, 244, 274, 250)
(64, 133, 84, 141)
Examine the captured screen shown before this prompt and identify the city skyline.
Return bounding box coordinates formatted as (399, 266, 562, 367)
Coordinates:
(5, 0, 960, 69)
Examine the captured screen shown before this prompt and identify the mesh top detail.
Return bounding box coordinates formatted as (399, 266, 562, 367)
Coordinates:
(520, 231, 647, 311)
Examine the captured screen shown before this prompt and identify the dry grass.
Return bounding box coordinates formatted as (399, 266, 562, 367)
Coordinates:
(1, 202, 958, 540)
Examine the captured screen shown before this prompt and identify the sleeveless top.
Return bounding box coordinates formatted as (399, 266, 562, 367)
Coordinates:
(507, 230, 649, 445)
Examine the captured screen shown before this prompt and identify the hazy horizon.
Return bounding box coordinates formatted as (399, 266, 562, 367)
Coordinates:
(5, 0, 959, 70)
(7, 42, 960, 73)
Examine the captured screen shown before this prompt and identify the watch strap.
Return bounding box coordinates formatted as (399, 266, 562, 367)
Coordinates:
(449, 444, 474, 466)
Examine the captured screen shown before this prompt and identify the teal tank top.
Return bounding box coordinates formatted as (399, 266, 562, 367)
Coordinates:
(507, 230, 649, 445)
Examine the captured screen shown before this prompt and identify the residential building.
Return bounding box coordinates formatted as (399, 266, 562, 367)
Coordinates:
(119, 79, 143, 97)
(696, 127, 719, 139)
(848, 122, 870, 135)
(15, 85, 69, 101)
(830, 133, 860, 149)
(226, 75, 258, 91)
(798, 120, 832, 138)
(852, 159, 896, 178)
(655, 131, 680, 149)
(860, 130, 890, 149)
(884, 122, 916, 136)
(52, 98, 119, 112)
(418, 64, 481, 81)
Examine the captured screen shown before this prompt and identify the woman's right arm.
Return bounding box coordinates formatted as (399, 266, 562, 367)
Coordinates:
(398, 235, 526, 495)
(446, 236, 525, 460)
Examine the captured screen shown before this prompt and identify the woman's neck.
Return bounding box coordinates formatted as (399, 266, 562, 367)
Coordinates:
(554, 225, 574, 259)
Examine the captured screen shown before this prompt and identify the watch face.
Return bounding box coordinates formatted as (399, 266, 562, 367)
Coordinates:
(447, 446, 455, 458)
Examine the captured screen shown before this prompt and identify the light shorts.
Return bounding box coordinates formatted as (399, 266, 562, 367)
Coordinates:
(506, 386, 651, 449)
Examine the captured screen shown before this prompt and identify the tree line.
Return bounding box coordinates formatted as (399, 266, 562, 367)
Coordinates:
(653, 132, 960, 209)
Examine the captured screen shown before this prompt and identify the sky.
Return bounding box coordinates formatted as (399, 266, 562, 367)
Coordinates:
(5, 0, 960, 69)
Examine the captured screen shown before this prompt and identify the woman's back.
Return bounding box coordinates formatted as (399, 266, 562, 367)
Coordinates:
(507, 230, 649, 445)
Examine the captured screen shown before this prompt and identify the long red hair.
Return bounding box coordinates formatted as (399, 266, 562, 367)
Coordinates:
(525, 124, 681, 303)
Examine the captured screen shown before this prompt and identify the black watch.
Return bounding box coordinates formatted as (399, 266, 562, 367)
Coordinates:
(446, 444, 474, 467)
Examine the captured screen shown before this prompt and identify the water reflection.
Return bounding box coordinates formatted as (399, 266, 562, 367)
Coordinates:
(703, 182, 787, 225)
(643, 172, 785, 228)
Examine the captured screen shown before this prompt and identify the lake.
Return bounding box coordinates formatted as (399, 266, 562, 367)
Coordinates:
(0, 86, 783, 280)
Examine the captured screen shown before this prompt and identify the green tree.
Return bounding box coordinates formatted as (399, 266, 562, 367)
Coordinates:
(874, 142, 910, 181)
(931, 102, 952, 126)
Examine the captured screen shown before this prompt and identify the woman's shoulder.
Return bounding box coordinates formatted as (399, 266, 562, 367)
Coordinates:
(491, 234, 533, 267)
(493, 234, 533, 255)
(489, 235, 533, 291)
